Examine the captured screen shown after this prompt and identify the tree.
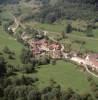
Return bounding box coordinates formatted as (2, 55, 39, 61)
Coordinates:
(27, 89, 41, 100)
(0, 57, 7, 77)
(8, 54, 15, 60)
(25, 0, 31, 2)
(51, 85, 61, 100)
(3, 46, 11, 54)
(20, 48, 32, 64)
(45, 12, 57, 23)
(81, 93, 93, 100)
(0, 20, 2, 25)
(7, 64, 15, 75)
(23, 63, 35, 73)
(61, 31, 68, 39)
(51, 59, 56, 65)
(38, 56, 50, 65)
(79, 41, 86, 54)
(86, 24, 94, 37)
(66, 24, 72, 33)
(65, 43, 72, 53)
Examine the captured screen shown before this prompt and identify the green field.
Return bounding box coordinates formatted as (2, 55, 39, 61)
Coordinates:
(68, 34, 98, 52)
(24, 20, 67, 32)
(0, 25, 23, 65)
(32, 61, 98, 93)
(27, 21, 98, 52)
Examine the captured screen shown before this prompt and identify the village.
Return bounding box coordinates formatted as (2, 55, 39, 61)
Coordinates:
(7, 15, 98, 77)
(20, 29, 98, 77)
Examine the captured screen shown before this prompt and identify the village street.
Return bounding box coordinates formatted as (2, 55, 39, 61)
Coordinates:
(64, 54, 98, 78)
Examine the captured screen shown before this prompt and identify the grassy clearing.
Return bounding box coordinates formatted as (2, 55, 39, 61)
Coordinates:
(66, 34, 98, 52)
(93, 29, 98, 38)
(32, 61, 96, 93)
(0, 25, 23, 65)
(24, 20, 67, 32)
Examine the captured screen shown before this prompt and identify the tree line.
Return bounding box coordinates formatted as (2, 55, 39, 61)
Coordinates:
(35, 0, 98, 23)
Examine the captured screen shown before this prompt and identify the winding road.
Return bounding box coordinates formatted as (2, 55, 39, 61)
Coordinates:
(84, 65, 98, 78)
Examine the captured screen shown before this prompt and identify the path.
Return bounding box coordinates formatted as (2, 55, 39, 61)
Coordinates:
(8, 16, 26, 35)
(84, 65, 98, 78)
(70, 56, 98, 77)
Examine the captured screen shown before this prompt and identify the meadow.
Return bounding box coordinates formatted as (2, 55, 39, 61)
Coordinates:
(0, 25, 23, 65)
(32, 61, 98, 93)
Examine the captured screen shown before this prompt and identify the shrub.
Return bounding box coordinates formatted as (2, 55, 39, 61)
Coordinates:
(0, 52, 3, 55)
(51, 59, 56, 65)
(8, 54, 15, 60)
(3, 46, 12, 54)
(22, 64, 35, 73)
(66, 24, 72, 33)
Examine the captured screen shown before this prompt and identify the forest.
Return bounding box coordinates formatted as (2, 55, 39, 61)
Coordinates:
(35, 0, 98, 23)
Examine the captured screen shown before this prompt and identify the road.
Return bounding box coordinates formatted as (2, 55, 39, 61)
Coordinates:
(66, 55, 98, 78)
(84, 65, 98, 78)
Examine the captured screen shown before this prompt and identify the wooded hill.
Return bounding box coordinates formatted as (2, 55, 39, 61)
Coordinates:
(36, 0, 98, 23)
(0, 0, 20, 4)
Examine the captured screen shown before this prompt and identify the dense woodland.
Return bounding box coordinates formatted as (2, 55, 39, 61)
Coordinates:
(35, 0, 98, 23)
(0, 0, 98, 23)
(0, 0, 20, 4)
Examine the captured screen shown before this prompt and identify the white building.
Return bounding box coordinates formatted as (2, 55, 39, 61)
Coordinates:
(85, 54, 98, 71)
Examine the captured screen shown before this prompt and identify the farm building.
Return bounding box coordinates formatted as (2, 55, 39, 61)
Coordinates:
(86, 54, 98, 71)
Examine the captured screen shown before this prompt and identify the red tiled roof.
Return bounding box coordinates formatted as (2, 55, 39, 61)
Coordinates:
(32, 39, 48, 45)
(88, 54, 98, 67)
(49, 43, 61, 50)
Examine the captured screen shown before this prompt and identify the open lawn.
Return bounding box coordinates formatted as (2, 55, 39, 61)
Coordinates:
(67, 34, 98, 52)
(32, 61, 98, 93)
(0, 25, 23, 65)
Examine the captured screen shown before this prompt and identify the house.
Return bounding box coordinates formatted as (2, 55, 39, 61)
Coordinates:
(27, 38, 64, 59)
(49, 43, 61, 50)
(49, 43, 62, 59)
(86, 54, 98, 71)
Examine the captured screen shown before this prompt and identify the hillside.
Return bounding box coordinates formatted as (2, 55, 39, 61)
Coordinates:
(1, 0, 98, 100)
(34, 0, 98, 23)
